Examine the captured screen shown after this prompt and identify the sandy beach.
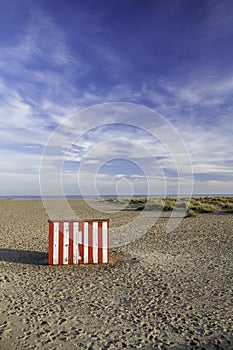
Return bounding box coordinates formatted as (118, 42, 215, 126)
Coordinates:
(0, 200, 232, 349)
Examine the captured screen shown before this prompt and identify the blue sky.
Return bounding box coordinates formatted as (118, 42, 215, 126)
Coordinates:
(0, 0, 233, 196)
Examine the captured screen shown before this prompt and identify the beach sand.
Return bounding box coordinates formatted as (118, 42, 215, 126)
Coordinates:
(0, 200, 232, 349)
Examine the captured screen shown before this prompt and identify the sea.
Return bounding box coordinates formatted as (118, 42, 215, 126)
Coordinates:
(0, 194, 232, 200)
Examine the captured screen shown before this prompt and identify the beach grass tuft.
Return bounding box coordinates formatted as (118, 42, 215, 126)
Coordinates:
(102, 196, 233, 214)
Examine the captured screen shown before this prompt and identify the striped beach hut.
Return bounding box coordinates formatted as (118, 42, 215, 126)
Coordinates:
(48, 219, 109, 265)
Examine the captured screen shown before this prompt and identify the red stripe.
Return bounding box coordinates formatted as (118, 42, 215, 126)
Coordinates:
(48, 222, 54, 265)
(98, 221, 103, 264)
(88, 222, 93, 263)
(79, 221, 84, 264)
(107, 220, 110, 263)
(69, 222, 73, 265)
(59, 222, 64, 265)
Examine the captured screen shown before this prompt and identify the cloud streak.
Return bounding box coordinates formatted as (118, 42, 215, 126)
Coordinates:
(0, 1, 232, 195)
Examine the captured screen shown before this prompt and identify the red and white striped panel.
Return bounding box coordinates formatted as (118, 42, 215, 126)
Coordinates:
(48, 220, 109, 265)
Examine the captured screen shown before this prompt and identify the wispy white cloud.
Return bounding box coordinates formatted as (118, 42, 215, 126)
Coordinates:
(0, 148, 41, 177)
(0, 2, 232, 195)
(42, 77, 232, 194)
(0, 5, 86, 189)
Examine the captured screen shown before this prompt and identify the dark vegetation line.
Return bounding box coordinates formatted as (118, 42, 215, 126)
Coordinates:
(101, 196, 233, 216)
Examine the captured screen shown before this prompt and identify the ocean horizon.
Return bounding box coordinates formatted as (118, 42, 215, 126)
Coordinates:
(1, 194, 232, 200)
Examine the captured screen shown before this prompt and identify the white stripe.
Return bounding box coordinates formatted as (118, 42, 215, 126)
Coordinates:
(78, 230, 82, 244)
(63, 222, 69, 264)
(73, 222, 79, 264)
(102, 221, 108, 263)
(93, 222, 98, 263)
(84, 222, 89, 263)
(53, 222, 59, 265)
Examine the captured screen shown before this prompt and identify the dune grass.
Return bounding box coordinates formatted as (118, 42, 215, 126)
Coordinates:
(102, 196, 233, 214)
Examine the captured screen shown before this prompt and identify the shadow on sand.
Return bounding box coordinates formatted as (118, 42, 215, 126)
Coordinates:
(0, 248, 48, 265)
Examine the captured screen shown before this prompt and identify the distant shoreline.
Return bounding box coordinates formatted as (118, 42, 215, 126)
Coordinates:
(1, 195, 233, 215)
(1, 194, 233, 201)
